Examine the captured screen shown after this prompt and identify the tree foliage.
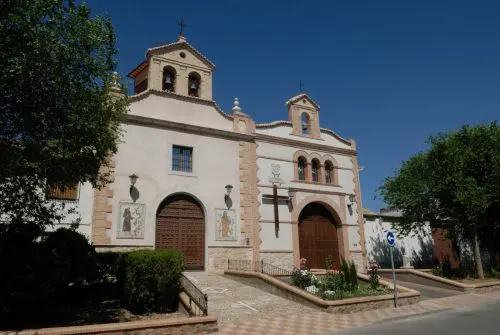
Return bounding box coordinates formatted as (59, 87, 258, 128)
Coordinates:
(0, 0, 126, 227)
(380, 122, 500, 278)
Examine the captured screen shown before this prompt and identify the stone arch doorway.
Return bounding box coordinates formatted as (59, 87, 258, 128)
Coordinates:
(156, 193, 205, 270)
(298, 202, 341, 269)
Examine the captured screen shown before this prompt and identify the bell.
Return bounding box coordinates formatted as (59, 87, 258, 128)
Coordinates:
(164, 75, 172, 85)
(189, 80, 198, 90)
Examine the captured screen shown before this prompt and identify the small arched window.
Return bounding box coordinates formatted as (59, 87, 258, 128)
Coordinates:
(325, 160, 333, 184)
(162, 66, 176, 92)
(311, 159, 320, 182)
(188, 72, 201, 97)
(298, 157, 307, 181)
(301, 113, 310, 135)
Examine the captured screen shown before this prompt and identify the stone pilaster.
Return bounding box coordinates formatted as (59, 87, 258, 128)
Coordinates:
(231, 98, 260, 267)
(350, 140, 368, 272)
(91, 158, 115, 246)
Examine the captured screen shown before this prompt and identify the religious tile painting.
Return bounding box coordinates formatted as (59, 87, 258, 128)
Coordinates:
(117, 202, 145, 238)
(215, 208, 237, 241)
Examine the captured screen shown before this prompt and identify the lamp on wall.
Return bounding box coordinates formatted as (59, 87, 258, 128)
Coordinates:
(225, 184, 233, 209)
(129, 174, 139, 203)
(347, 194, 355, 206)
(288, 188, 296, 201)
(129, 174, 138, 186)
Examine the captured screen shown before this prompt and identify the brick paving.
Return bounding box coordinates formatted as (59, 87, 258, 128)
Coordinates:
(216, 291, 500, 334)
(184, 271, 317, 324)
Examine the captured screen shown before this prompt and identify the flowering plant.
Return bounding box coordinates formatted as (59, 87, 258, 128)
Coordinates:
(291, 267, 315, 289)
(368, 261, 380, 289)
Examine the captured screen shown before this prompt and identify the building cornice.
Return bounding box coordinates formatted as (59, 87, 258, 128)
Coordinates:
(127, 89, 233, 121)
(255, 133, 357, 157)
(125, 114, 254, 142)
(255, 120, 351, 146)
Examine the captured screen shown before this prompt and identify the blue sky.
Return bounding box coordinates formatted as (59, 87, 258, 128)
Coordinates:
(88, 0, 500, 211)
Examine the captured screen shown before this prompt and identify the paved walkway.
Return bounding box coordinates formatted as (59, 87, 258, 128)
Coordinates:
(184, 271, 316, 324)
(216, 286, 500, 334)
(395, 280, 461, 300)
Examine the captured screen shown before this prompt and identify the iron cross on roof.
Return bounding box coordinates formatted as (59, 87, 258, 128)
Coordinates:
(178, 20, 186, 36)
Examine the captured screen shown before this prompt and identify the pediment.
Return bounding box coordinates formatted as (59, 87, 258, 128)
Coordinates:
(147, 40, 215, 70)
(286, 93, 320, 110)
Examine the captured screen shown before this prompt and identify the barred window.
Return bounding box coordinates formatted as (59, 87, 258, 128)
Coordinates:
(298, 156, 307, 181)
(312, 159, 320, 182)
(46, 184, 78, 200)
(172, 145, 193, 172)
(325, 161, 333, 184)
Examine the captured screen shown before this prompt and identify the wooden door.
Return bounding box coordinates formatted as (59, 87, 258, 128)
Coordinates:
(298, 203, 340, 269)
(156, 194, 205, 270)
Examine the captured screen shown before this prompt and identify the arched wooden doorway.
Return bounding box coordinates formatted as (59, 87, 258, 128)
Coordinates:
(298, 202, 341, 269)
(156, 194, 205, 270)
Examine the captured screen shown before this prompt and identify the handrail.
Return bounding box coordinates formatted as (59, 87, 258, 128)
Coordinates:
(180, 274, 208, 316)
(227, 258, 293, 278)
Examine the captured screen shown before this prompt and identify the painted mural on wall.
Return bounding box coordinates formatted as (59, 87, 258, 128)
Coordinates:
(117, 202, 145, 238)
(215, 208, 237, 241)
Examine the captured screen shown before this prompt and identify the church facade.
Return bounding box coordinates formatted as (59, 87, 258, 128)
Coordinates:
(55, 35, 368, 272)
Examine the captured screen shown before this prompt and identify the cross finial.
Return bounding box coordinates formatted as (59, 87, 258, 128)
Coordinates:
(299, 80, 304, 93)
(178, 20, 186, 36)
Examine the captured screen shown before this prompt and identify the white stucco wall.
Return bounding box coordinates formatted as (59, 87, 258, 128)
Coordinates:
(49, 182, 94, 239)
(256, 138, 361, 256)
(128, 94, 232, 131)
(364, 216, 433, 266)
(110, 121, 241, 266)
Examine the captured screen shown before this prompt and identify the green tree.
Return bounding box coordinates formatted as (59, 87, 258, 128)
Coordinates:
(0, 0, 126, 228)
(380, 122, 500, 279)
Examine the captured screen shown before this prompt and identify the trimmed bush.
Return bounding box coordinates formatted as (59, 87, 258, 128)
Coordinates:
(119, 249, 183, 314)
(96, 251, 123, 282)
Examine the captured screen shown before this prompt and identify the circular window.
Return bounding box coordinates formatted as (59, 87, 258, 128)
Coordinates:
(180, 52, 186, 58)
(302, 99, 307, 104)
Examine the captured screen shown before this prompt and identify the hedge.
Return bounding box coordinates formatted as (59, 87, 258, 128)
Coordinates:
(119, 249, 184, 314)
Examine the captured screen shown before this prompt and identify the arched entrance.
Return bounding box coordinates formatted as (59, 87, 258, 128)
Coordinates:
(156, 194, 205, 270)
(298, 202, 341, 269)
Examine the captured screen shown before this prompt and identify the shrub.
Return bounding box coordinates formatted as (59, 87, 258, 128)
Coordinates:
(291, 268, 314, 289)
(349, 261, 358, 289)
(368, 261, 380, 289)
(319, 272, 345, 291)
(38, 228, 99, 305)
(324, 255, 334, 271)
(340, 257, 358, 291)
(96, 251, 123, 283)
(119, 249, 183, 314)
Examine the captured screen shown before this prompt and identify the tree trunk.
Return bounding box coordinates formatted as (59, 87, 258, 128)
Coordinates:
(473, 230, 484, 279)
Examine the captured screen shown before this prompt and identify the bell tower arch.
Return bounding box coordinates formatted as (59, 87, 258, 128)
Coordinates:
(128, 34, 215, 100)
(286, 93, 321, 139)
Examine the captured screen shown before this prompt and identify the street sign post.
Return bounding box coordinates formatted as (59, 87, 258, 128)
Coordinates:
(386, 230, 398, 307)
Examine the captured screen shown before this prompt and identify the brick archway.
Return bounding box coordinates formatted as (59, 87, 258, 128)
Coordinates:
(291, 194, 349, 267)
(156, 193, 205, 270)
(298, 202, 341, 269)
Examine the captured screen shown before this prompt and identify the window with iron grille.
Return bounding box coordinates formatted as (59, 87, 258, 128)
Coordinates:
(312, 159, 320, 182)
(46, 184, 79, 201)
(172, 145, 193, 172)
(298, 157, 306, 181)
(325, 161, 333, 184)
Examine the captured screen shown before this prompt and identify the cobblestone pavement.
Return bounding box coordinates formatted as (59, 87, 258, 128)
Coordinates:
(216, 288, 500, 334)
(184, 271, 317, 325)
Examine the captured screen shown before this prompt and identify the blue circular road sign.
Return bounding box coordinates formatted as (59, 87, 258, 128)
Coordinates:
(386, 231, 396, 246)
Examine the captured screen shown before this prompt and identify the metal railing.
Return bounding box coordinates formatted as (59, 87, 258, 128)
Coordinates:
(180, 274, 208, 316)
(227, 258, 294, 282)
